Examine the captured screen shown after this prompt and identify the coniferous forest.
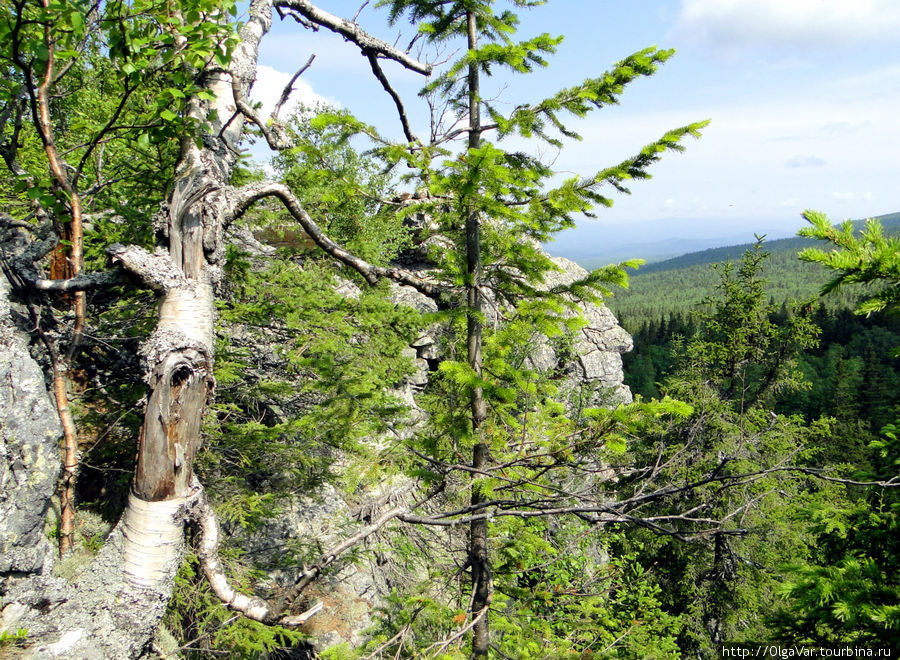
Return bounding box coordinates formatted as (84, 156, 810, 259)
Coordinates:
(0, 1, 897, 659)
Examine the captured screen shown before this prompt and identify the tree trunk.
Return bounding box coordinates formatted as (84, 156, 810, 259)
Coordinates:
(0, 3, 272, 656)
(2, 0, 441, 653)
(465, 9, 491, 657)
(115, 0, 272, 592)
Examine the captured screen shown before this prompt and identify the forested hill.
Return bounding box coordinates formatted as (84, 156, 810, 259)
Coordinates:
(637, 212, 900, 275)
(608, 212, 900, 332)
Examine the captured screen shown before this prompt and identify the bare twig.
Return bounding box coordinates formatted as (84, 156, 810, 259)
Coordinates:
(423, 605, 490, 656)
(271, 54, 316, 121)
(275, 0, 432, 75)
(364, 49, 417, 144)
(274, 502, 411, 612)
(351, 0, 369, 24)
(230, 74, 293, 150)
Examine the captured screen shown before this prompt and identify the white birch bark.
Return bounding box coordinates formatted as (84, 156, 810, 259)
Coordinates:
(1, 3, 274, 655)
(1, 0, 434, 653)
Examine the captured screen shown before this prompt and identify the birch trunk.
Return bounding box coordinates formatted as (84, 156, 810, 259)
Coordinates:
(0, 5, 273, 656)
(0, 0, 439, 653)
(118, 0, 271, 589)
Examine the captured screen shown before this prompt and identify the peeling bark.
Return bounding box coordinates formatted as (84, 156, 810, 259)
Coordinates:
(122, 493, 188, 587)
(133, 348, 211, 502)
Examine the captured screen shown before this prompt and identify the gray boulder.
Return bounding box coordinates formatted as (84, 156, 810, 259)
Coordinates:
(0, 275, 61, 575)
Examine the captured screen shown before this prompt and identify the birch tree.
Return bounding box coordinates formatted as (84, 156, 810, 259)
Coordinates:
(0, 0, 435, 654)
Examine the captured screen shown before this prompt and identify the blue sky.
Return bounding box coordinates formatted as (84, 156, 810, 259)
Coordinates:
(249, 1, 900, 258)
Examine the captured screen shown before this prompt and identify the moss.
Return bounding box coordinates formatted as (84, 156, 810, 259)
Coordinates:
(50, 509, 114, 581)
(151, 625, 180, 658)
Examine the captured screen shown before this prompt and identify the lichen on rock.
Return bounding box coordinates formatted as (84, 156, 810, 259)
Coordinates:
(0, 275, 62, 575)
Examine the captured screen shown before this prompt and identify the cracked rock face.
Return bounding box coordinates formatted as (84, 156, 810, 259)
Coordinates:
(0, 275, 62, 575)
(537, 255, 633, 406)
(390, 253, 633, 408)
(245, 484, 391, 650)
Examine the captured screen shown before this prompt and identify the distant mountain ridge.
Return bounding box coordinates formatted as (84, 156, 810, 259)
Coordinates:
(633, 212, 900, 276)
(545, 215, 817, 268)
(606, 212, 900, 332)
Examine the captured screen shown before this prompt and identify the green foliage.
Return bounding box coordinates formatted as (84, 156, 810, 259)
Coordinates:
(351, 1, 714, 656)
(200, 248, 422, 534)
(608, 215, 900, 656)
(771, 486, 900, 646)
(364, 525, 683, 659)
(619, 401, 832, 658)
(0, 0, 239, 240)
(8, 1, 814, 657)
(610, 212, 900, 335)
(677, 240, 819, 409)
(612, 243, 837, 658)
(0, 628, 29, 650)
(623, 240, 822, 408)
(164, 552, 310, 659)
(491, 47, 674, 146)
(273, 108, 412, 265)
(767, 212, 900, 649)
(613, 244, 848, 337)
(489, 524, 683, 659)
(624, 302, 900, 448)
(800, 210, 900, 317)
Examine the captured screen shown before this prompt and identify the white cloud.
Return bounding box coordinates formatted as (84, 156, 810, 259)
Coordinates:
(673, 0, 900, 49)
(786, 155, 826, 168)
(249, 65, 336, 120)
(548, 63, 900, 224)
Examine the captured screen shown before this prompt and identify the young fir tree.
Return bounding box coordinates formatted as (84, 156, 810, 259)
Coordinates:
(769, 212, 900, 646)
(312, 0, 711, 655)
(615, 242, 829, 658)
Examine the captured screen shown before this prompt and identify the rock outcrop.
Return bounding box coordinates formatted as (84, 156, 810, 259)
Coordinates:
(391, 251, 633, 411)
(0, 275, 61, 575)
